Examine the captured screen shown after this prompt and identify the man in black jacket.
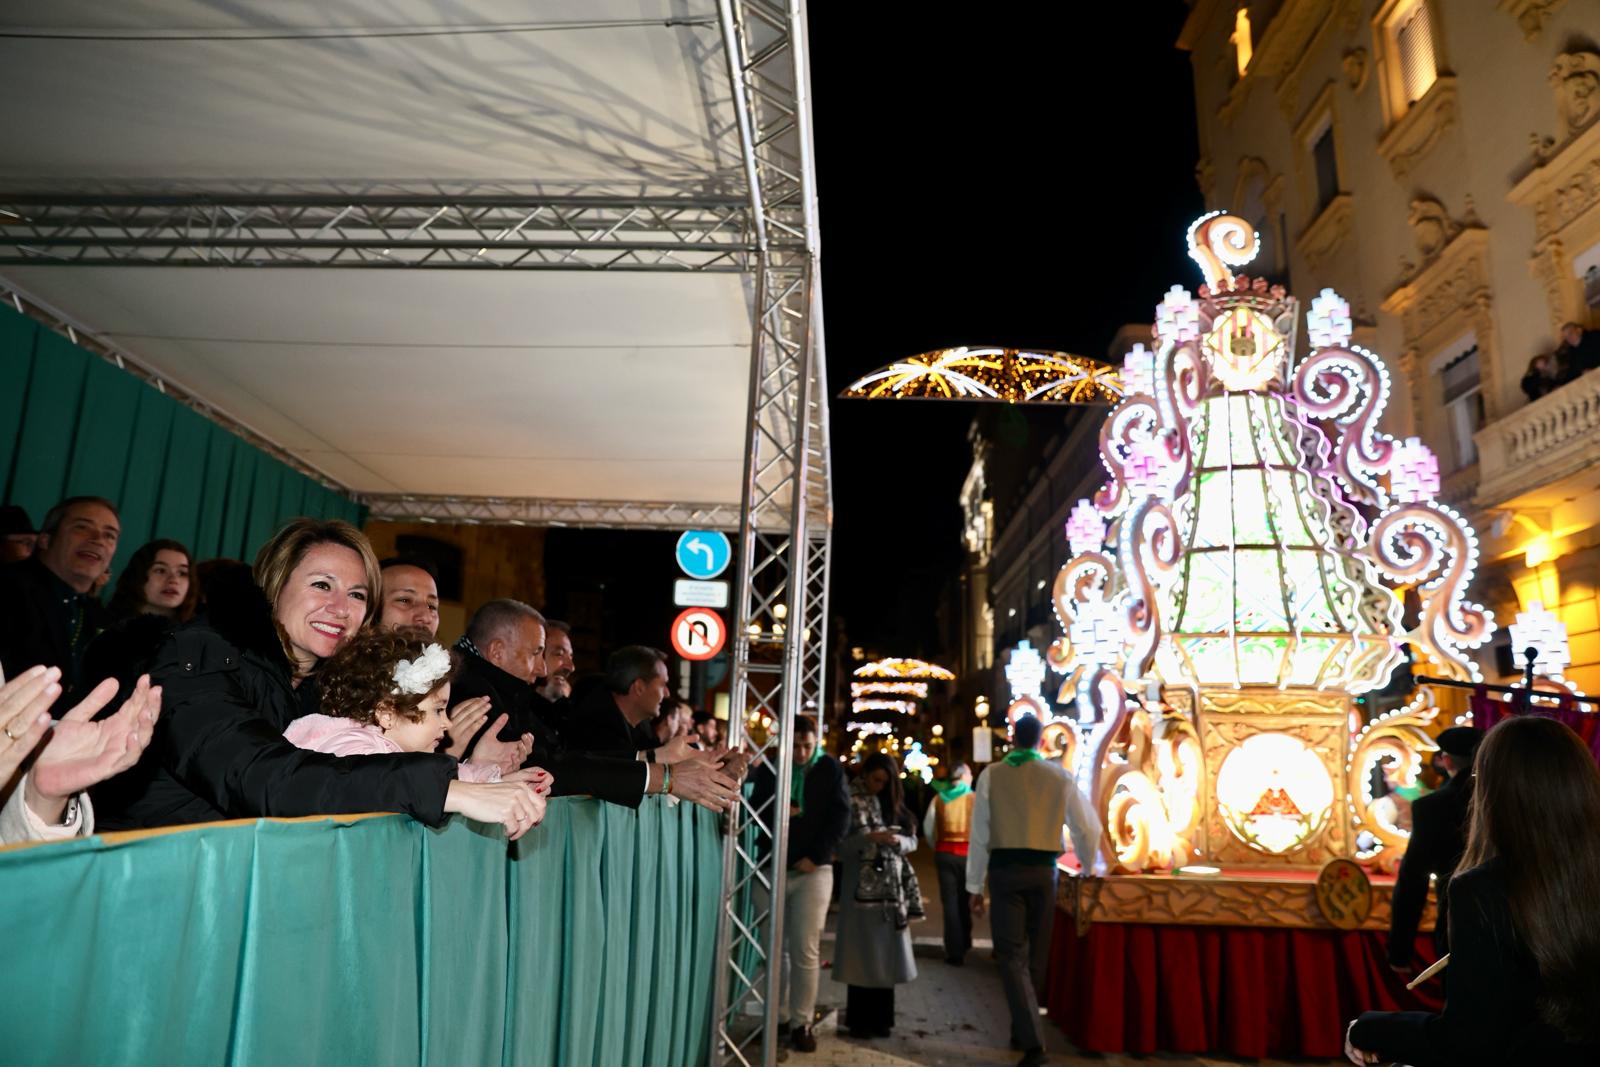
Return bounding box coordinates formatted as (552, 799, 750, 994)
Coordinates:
(1386, 725, 1481, 973)
(0, 496, 119, 716)
(451, 602, 739, 812)
(748, 714, 850, 1053)
(564, 645, 671, 754)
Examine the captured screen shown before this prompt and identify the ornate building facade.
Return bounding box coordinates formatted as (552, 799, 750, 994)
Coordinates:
(1182, 0, 1600, 690)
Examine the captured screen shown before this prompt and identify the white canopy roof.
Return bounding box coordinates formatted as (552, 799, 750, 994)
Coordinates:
(0, 1, 789, 516)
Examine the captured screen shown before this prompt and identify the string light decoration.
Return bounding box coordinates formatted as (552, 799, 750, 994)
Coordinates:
(850, 681, 930, 699)
(850, 699, 917, 716)
(840, 347, 1124, 404)
(1039, 212, 1496, 874)
(848, 720, 894, 736)
(853, 658, 956, 680)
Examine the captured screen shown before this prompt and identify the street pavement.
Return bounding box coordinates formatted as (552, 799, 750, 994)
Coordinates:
(786, 845, 1341, 1067)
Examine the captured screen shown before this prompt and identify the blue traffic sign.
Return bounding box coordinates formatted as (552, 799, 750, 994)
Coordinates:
(675, 530, 732, 579)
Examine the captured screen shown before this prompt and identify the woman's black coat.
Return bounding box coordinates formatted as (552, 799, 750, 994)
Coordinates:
(94, 573, 457, 831)
(1351, 859, 1600, 1065)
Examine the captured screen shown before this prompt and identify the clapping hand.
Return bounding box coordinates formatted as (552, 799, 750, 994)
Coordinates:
(25, 674, 162, 824)
(0, 665, 63, 788)
(654, 733, 695, 766)
(716, 746, 752, 783)
(468, 714, 534, 775)
(443, 697, 492, 759)
(1343, 1021, 1381, 1065)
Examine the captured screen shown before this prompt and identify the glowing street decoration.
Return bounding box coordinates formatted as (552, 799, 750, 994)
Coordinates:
(1036, 212, 1496, 874)
(850, 681, 930, 699)
(840, 347, 1124, 405)
(851, 699, 916, 716)
(853, 658, 955, 680)
(847, 720, 894, 736)
(1508, 601, 1571, 680)
(902, 741, 933, 783)
(1005, 641, 1047, 703)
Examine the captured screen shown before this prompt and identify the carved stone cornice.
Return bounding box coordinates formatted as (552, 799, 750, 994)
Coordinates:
(1250, 0, 1338, 79)
(1296, 193, 1354, 271)
(1377, 76, 1459, 178)
(1195, 156, 1217, 201)
(1497, 0, 1567, 41)
(1381, 227, 1492, 348)
(1508, 117, 1600, 329)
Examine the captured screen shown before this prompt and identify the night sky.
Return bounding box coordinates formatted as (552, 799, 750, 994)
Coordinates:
(815, 6, 1203, 655)
(547, 6, 1205, 663)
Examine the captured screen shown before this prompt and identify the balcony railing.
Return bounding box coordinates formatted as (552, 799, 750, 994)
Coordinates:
(1475, 371, 1600, 508)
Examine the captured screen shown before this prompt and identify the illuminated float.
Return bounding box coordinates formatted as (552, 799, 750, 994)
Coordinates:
(1041, 212, 1495, 891)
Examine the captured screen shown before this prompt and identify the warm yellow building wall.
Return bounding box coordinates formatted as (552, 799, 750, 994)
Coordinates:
(364, 521, 547, 644)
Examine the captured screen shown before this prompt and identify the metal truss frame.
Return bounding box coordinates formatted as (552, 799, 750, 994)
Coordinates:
(360, 493, 744, 531)
(709, 3, 830, 1067)
(0, 187, 806, 272)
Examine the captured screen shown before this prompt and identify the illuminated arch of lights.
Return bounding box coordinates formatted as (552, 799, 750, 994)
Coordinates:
(850, 699, 917, 716)
(840, 347, 1124, 405)
(852, 658, 955, 680)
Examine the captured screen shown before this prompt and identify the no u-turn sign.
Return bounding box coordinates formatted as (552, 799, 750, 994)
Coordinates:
(671, 607, 726, 661)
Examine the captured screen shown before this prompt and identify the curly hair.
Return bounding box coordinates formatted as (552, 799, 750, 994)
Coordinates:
(318, 626, 459, 725)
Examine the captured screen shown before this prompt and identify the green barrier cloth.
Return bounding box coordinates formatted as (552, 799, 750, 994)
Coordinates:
(0, 797, 722, 1066)
(0, 303, 364, 570)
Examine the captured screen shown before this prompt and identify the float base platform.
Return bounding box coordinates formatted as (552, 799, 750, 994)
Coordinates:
(1044, 867, 1440, 1061)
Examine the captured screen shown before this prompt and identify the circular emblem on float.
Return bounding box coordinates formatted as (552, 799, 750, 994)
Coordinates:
(1214, 732, 1334, 854)
(1315, 858, 1373, 930)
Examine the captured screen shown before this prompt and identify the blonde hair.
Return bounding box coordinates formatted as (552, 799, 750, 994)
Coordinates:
(253, 517, 382, 629)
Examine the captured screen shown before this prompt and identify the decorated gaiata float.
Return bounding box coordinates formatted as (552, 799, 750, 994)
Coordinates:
(1026, 212, 1513, 1057)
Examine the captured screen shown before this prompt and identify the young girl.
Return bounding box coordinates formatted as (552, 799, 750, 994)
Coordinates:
(287, 628, 552, 805)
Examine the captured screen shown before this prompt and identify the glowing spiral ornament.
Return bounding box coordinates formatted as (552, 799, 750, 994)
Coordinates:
(1186, 211, 1260, 289)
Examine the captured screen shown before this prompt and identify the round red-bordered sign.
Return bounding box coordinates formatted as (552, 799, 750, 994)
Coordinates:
(671, 607, 726, 661)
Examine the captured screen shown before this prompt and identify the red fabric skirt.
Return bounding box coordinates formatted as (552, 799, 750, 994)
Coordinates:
(1044, 912, 1441, 1059)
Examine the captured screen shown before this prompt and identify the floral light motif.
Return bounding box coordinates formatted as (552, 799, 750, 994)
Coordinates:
(1121, 343, 1158, 397)
(1508, 601, 1571, 680)
(1390, 437, 1441, 504)
(1005, 641, 1048, 704)
(1307, 288, 1353, 349)
(1066, 498, 1105, 556)
(1155, 285, 1201, 344)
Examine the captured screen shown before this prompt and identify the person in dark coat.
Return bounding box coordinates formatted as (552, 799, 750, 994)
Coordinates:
(1386, 725, 1480, 973)
(747, 715, 851, 1053)
(0, 496, 119, 716)
(94, 519, 542, 838)
(80, 539, 202, 712)
(0, 503, 36, 562)
(564, 645, 671, 754)
(1347, 716, 1600, 1066)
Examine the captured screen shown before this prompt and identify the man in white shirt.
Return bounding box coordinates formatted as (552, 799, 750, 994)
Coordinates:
(966, 714, 1100, 1067)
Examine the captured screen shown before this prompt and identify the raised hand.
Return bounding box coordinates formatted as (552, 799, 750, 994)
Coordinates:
(467, 714, 533, 774)
(443, 696, 492, 759)
(716, 746, 753, 782)
(654, 733, 695, 766)
(0, 665, 62, 788)
(667, 754, 739, 813)
(444, 779, 546, 840)
(26, 674, 162, 824)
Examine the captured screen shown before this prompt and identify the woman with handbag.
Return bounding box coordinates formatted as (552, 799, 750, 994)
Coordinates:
(834, 751, 924, 1039)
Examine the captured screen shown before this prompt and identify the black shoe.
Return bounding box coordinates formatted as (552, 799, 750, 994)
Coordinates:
(872, 1026, 892, 1038)
(1016, 1048, 1048, 1067)
(944, 955, 965, 966)
(776, 1022, 791, 1040)
(791, 1026, 816, 1053)
(847, 1027, 875, 1040)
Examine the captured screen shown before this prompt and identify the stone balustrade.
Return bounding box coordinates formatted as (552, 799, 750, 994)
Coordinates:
(1476, 371, 1600, 508)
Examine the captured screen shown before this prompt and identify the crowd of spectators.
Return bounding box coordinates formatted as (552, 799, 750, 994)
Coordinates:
(1520, 320, 1600, 401)
(0, 495, 749, 847)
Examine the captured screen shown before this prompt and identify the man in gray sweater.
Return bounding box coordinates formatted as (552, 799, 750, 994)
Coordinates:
(967, 714, 1100, 1067)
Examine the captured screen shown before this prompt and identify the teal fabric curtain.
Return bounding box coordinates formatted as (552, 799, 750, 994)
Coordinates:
(0, 304, 366, 574)
(0, 797, 722, 1066)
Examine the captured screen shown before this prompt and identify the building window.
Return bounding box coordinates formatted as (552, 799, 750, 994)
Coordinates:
(1394, 2, 1437, 104)
(1440, 345, 1484, 470)
(1231, 7, 1253, 78)
(1310, 124, 1339, 215)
